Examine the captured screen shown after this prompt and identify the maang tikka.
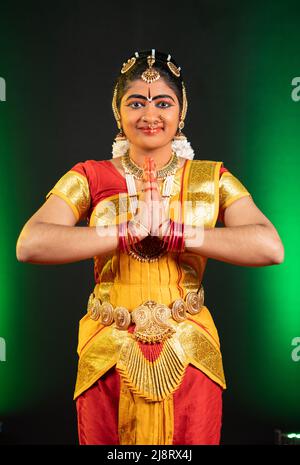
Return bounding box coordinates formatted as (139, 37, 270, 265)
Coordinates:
(112, 50, 195, 160)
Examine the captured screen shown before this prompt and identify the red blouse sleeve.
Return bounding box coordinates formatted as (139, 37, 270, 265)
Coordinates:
(219, 166, 229, 177)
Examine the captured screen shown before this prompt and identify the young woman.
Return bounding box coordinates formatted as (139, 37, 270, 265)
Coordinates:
(16, 49, 284, 445)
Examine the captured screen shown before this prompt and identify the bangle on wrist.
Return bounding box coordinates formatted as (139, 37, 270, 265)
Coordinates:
(162, 220, 185, 253)
(118, 221, 129, 254)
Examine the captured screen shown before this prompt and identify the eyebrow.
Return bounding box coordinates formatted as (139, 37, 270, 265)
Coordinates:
(126, 94, 175, 102)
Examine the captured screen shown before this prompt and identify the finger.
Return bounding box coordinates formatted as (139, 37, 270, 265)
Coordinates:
(148, 158, 161, 202)
(149, 158, 156, 183)
(142, 160, 152, 202)
(143, 159, 153, 184)
(141, 159, 152, 225)
(143, 159, 149, 180)
(148, 159, 166, 235)
(143, 159, 157, 234)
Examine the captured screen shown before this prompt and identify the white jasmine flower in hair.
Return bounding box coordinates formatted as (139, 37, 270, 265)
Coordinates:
(112, 139, 130, 158)
(172, 139, 195, 159)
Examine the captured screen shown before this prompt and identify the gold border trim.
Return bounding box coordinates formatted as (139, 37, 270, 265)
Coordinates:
(222, 192, 251, 210)
(212, 161, 223, 227)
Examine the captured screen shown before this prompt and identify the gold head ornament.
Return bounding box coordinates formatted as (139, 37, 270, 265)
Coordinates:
(141, 51, 161, 84)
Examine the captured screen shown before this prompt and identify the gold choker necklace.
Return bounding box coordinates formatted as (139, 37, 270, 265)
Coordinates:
(122, 150, 179, 180)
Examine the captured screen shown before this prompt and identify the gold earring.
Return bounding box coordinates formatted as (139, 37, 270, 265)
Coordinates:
(115, 125, 127, 141)
(173, 82, 188, 140)
(112, 83, 121, 123)
(173, 120, 187, 140)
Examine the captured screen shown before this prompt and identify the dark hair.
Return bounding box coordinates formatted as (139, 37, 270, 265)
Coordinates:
(113, 50, 184, 113)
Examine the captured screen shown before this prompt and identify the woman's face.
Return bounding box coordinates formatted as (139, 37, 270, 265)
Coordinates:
(119, 78, 180, 150)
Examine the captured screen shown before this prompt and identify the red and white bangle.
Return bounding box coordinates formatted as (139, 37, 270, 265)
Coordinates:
(162, 220, 185, 253)
(118, 220, 130, 254)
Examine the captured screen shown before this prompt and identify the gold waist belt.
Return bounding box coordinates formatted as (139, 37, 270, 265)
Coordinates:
(87, 285, 205, 343)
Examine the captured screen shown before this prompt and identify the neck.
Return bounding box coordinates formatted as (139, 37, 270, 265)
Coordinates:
(129, 143, 173, 169)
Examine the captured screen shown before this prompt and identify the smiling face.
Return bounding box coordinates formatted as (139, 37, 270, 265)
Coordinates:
(119, 78, 181, 151)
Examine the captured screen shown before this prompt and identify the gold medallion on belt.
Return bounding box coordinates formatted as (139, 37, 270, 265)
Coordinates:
(87, 285, 205, 344)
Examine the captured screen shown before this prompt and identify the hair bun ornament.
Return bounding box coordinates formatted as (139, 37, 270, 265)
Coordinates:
(166, 54, 181, 78)
(121, 57, 136, 74)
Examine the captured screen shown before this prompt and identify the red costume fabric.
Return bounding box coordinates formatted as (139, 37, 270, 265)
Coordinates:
(76, 365, 222, 445)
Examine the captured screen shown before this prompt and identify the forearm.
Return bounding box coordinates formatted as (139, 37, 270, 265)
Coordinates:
(16, 222, 119, 265)
(185, 224, 284, 267)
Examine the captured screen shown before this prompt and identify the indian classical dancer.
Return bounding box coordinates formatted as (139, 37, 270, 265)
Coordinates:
(16, 49, 284, 445)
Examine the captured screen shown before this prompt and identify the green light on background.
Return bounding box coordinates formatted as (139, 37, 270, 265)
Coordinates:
(287, 433, 300, 439)
(232, 3, 300, 417)
(0, 51, 38, 414)
(0, 108, 25, 412)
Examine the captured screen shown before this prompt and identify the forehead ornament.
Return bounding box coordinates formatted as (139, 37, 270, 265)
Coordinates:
(141, 49, 160, 84)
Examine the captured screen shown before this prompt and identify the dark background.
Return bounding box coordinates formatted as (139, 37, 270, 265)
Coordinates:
(0, 0, 299, 444)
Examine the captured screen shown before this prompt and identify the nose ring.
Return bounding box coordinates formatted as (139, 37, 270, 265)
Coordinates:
(141, 116, 161, 127)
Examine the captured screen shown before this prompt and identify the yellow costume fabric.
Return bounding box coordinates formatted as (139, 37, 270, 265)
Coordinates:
(45, 159, 251, 444)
